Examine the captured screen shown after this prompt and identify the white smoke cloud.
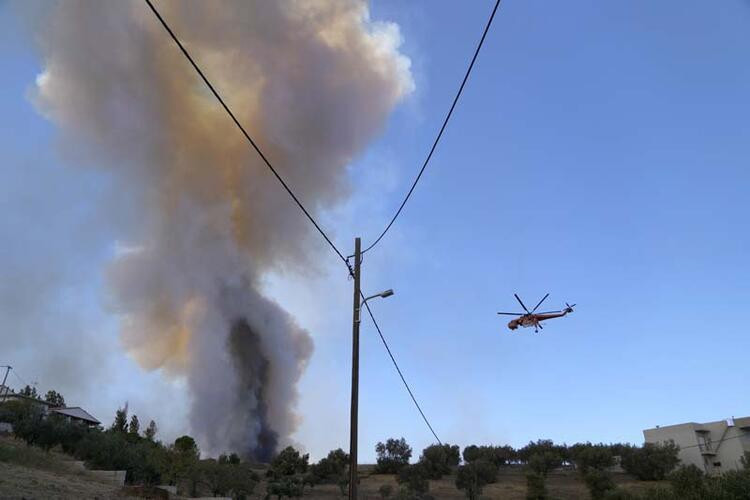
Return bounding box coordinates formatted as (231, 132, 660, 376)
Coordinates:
(30, 0, 412, 459)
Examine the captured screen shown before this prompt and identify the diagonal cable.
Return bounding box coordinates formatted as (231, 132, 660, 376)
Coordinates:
(361, 292, 442, 444)
(143, 0, 348, 266)
(362, 0, 502, 254)
(145, 0, 441, 445)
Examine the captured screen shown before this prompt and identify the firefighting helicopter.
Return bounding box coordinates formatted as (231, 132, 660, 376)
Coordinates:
(497, 293, 575, 333)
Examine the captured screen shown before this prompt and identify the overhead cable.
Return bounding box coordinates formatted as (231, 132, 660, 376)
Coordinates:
(361, 293, 442, 444)
(143, 0, 349, 266)
(144, 0, 442, 444)
(361, 0, 503, 254)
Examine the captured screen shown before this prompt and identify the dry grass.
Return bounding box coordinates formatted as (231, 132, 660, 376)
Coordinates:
(301, 465, 666, 499)
(0, 435, 136, 499)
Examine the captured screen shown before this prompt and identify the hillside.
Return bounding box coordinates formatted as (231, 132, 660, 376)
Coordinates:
(0, 435, 137, 499)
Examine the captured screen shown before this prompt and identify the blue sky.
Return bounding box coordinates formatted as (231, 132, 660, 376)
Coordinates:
(2, 0, 750, 462)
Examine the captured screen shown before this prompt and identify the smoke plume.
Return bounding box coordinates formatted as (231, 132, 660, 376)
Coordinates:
(31, 0, 412, 459)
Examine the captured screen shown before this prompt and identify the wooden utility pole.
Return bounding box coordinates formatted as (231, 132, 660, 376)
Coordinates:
(348, 237, 361, 500)
(0, 366, 11, 403)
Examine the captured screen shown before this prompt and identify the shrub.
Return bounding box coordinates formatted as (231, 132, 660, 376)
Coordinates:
(375, 437, 412, 474)
(378, 483, 393, 498)
(639, 485, 678, 500)
(583, 468, 616, 499)
(455, 460, 497, 500)
(602, 489, 641, 499)
(525, 471, 547, 500)
(706, 469, 750, 498)
(0, 400, 36, 426)
(667, 464, 705, 499)
(620, 442, 680, 480)
(266, 476, 304, 499)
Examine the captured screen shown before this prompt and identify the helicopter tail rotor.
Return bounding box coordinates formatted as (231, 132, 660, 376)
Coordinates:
(565, 302, 576, 313)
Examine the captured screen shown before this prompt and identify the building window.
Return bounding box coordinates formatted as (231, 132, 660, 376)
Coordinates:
(713, 462, 721, 467)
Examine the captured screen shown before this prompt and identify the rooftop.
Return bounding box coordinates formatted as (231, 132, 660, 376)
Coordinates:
(51, 407, 100, 425)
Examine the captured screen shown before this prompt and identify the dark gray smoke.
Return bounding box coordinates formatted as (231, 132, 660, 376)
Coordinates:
(228, 319, 276, 461)
(29, 0, 413, 458)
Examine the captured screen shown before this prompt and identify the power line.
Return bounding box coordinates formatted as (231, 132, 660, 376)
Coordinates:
(11, 370, 27, 387)
(143, 0, 348, 267)
(360, 291, 442, 444)
(144, 0, 442, 445)
(361, 0, 503, 254)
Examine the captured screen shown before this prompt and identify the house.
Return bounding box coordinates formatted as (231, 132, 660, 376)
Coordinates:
(643, 416, 750, 474)
(0, 386, 54, 412)
(50, 407, 101, 427)
(0, 385, 100, 428)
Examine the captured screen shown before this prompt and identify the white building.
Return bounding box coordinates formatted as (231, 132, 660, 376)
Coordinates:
(643, 416, 750, 474)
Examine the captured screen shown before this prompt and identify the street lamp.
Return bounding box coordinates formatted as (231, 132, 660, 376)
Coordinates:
(364, 289, 395, 303)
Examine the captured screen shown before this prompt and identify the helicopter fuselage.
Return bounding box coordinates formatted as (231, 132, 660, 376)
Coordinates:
(507, 310, 570, 330)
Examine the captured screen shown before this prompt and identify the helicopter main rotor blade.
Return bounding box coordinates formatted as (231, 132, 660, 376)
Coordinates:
(497, 312, 524, 316)
(531, 293, 550, 313)
(514, 294, 530, 313)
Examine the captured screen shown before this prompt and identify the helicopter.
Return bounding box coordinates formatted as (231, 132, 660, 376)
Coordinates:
(497, 293, 575, 333)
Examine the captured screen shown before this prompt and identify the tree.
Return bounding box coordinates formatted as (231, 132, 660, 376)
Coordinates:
(198, 458, 238, 497)
(572, 444, 616, 499)
(375, 437, 412, 474)
(583, 469, 615, 500)
(128, 414, 140, 435)
(44, 390, 65, 407)
(170, 435, 200, 495)
(19, 385, 39, 399)
(396, 462, 429, 498)
(620, 442, 680, 480)
(173, 435, 199, 459)
(527, 451, 562, 478)
(144, 420, 157, 441)
(218, 452, 241, 465)
(419, 443, 460, 479)
(309, 448, 348, 484)
(518, 440, 564, 473)
(463, 444, 515, 467)
(572, 444, 615, 473)
(269, 446, 309, 478)
(110, 405, 128, 433)
(455, 460, 498, 500)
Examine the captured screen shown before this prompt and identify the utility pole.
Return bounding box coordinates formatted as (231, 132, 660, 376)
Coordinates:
(0, 366, 11, 403)
(348, 237, 361, 500)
